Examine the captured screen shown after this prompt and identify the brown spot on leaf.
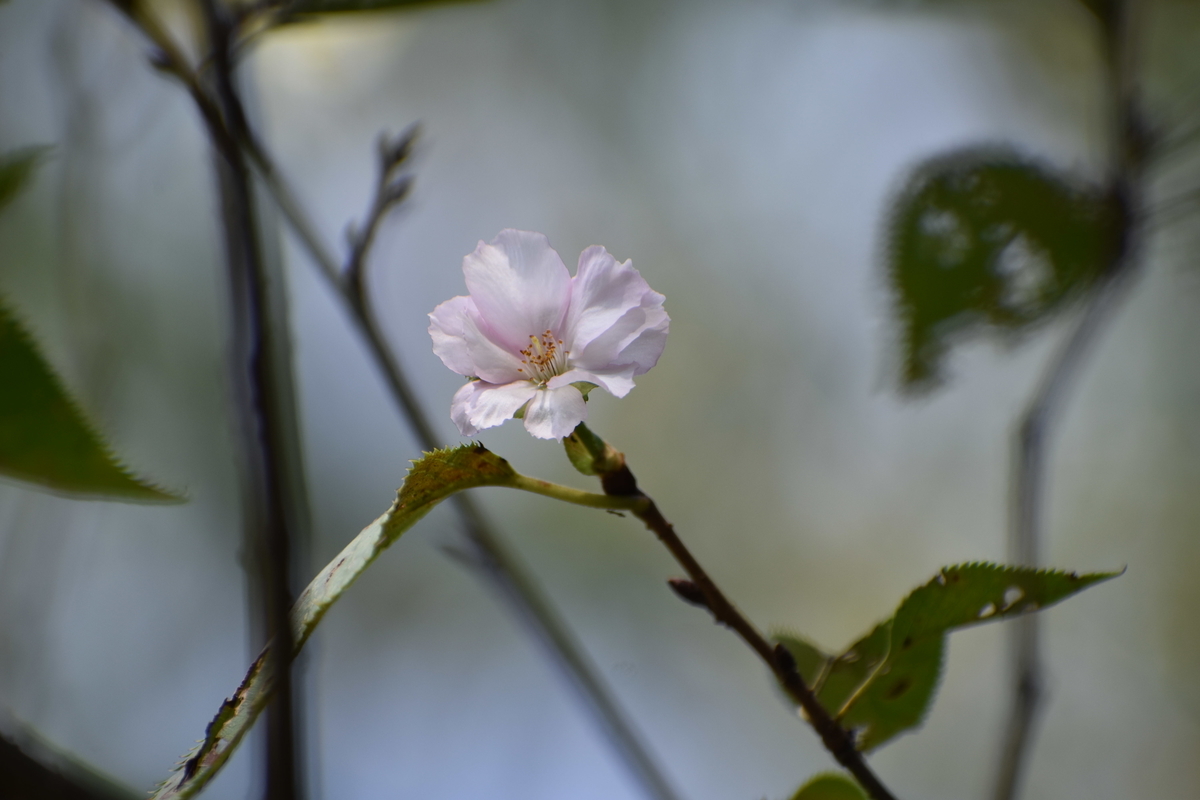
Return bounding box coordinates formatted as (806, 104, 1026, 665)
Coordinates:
(886, 677, 913, 699)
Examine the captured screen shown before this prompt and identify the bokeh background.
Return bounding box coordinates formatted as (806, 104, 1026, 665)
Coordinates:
(1, 0, 1198, 798)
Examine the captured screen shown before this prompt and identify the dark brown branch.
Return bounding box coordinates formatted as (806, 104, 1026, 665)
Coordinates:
(100, 7, 681, 799)
(598, 461, 898, 800)
(321, 135, 685, 800)
(195, 1, 304, 798)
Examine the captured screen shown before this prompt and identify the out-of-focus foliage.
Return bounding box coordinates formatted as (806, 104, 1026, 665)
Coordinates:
(151, 443, 519, 800)
(776, 563, 1118, 751)
(285, 0, 486, 15)
(0, 149, 179, 502)
(0, 148, 47, 217)
(0, 301, 180, 502)
(885, 148, 1116, 391)
(788, 773, 867, 800)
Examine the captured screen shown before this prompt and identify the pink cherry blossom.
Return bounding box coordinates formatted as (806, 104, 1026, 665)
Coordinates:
(429, 230, 669, 439)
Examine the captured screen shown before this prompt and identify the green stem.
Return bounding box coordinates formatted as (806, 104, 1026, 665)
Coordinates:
(507, 474, 650, 512)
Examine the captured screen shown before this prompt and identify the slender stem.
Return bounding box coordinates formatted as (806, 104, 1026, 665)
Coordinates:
(506, 474, 649, 511)
(100, 7, 685, 799)
(992, 2, 1146, 799)
(195, 2, 302, 798)
(590, 458, 899, 800)
(237, 106, 687, 800)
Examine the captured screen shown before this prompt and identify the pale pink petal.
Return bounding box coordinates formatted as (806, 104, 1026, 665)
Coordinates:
(463, 230, 570, 352)
(571, 300, 669, 376)
(565, 246, 653, 355)
(523, 385, 587, 440)
(428, 296, 477, 377)
(612, 306, 669, 376)
(547, 367, 637, 399)
(460, 309, 528, 384)
(450, 380, 539, 436)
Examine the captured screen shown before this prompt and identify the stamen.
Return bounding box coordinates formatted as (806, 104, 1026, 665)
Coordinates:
(518, 330, 569, 383)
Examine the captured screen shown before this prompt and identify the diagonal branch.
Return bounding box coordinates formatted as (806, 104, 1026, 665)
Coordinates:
(575, 432, 899, 800)
(250, 132, 687, 800)
(100, 7, 683, 799)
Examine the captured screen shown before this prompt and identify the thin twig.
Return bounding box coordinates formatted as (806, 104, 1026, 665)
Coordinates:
(279, 147, 688, 800)
(102, 7, 683, 798)
(594, 462, 899, 800)
(238, 116, 685, 800)
(1145, 183, 1200, 228)
(195, 1, 304, 798)
(991, 2, 1147, 798)
(991, 254, 1142, 800)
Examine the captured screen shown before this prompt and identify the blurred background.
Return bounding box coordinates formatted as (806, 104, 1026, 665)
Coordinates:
(0, 0, 1198, 798)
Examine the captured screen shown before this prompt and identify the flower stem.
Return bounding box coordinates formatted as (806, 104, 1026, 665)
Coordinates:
(506, 474, 650, 512)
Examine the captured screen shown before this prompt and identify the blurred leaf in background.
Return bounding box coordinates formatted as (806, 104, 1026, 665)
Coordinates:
(0, 148, 48, 214)
(0, 148, 180, 503)
(284, 0, 486, 16)
(885, 147, 1117, 392)
(0, 299, 181, 503)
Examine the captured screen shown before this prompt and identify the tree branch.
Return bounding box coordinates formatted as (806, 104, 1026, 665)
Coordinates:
(991, 2, 1148, 798)
(585, 443, 899, 800)
(240, 109, 686, 800)
(195, 1, 305, 797)
(100, 6, 683, 799)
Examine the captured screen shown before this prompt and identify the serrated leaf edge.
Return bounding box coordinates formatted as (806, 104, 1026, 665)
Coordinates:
(0, 297, 184, 502)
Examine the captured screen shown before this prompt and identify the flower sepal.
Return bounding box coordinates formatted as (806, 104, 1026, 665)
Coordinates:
(563, 423, 625, 477)
(571, 381, 599, 400)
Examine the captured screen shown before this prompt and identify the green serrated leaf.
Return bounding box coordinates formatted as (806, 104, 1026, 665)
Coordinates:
(151, 444, 518, 800)
(285, 0, 486, 14)
(0, 147, 49, 212)
(776, 562, 1118, 752)
(789, 773, 867, 800)
(886, 147, 1116, 391)
(848, 563, 1117, 750)
(0, 299, 180, 502)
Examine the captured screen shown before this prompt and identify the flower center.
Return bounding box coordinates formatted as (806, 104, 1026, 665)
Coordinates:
(517, 330, 570, 384)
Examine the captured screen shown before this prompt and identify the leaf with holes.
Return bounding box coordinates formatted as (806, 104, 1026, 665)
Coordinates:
(885, 147, 1116, 391)
(0, 300, 180, 501)
(776, 563, 1118, 751)
(150, 444, 518, 800)
(789, 773, 867, 800)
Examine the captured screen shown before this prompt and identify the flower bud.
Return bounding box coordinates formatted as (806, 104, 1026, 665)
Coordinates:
(563, 423, 625, 476)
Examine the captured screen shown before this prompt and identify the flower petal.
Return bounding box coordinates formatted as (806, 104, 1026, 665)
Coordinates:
(450, 380, 539, 436)
(565, 246, 669, 375)
(612, 306, 670, 376)
(458, 307, 530, 384)
(523, 385, 587, 440)
(463, 230, 571, 352)
(428, 295, 477, 376)
(571, 302, 669, 376)
(548, 367, 637, 399)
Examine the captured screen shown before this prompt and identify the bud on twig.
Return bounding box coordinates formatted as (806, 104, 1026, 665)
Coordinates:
(667, 578, 709, 609)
